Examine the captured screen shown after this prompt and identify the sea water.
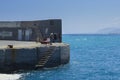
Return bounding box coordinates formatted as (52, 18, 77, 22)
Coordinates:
(1, 34, 120, 80)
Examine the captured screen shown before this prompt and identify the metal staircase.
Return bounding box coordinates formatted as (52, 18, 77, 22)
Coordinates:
(35, 47, 55, 68)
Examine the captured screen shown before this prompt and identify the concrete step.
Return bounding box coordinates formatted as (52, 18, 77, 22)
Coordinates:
(38, 62, 46, 65)
(36, 64, 44, 67)
(36, 47, 55, 68)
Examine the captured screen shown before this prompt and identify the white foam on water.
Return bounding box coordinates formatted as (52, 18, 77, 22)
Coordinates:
(0, 74, 22, 80)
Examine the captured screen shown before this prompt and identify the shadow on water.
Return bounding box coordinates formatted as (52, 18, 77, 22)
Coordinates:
(18, 63, 71, 80)
(0, 63, 71, 80)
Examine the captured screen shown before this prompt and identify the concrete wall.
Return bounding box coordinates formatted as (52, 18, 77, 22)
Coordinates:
(4, 48, 37, 65)
(0, 49, 5, 68)
(44, 46, 61, 67)
(0, 19, 62, 42)
(0, 43, 70, 73)
(0, 28, 19, 40)
(0, 22, 21, 28)
(60, 44, 70, 64)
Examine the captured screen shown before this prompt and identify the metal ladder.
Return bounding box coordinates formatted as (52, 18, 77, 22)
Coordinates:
(36, 47, 55, 68)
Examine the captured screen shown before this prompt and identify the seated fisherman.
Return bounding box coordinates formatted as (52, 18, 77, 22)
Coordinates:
(50, 33, 54, 43)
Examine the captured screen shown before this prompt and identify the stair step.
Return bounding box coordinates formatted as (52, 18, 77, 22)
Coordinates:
(38, 61, 46, 64)
(39, 59, 48, 62)
(38, 63, 45, 65)
(40, 59, 47, 61)
(41, 56, 50, 59)
(36, 65, 44, 67)
(40, 57, 49, 60)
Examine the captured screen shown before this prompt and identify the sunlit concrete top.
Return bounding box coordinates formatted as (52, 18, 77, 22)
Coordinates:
(0, 40, 68, 49)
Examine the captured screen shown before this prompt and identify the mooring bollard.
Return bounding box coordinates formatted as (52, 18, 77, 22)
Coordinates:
(8, 45, 13, 48)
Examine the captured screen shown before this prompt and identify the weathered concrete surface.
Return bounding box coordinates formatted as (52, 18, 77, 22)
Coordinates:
(0, 40, 70, 73)
(0, 19, 62, 42)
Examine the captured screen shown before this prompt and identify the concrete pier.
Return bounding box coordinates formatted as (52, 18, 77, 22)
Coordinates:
(0, 40, 70, 73)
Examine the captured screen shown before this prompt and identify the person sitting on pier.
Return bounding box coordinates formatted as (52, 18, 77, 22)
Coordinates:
(53, 33, 58, 42)
(39, 33, 55, 45)
(50, 33, 54, 43)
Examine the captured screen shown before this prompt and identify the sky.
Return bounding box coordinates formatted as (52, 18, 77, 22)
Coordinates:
(0, 0, 120, 34)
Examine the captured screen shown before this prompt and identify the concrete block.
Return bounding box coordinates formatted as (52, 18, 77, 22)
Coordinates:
(60, 44, 70, 64)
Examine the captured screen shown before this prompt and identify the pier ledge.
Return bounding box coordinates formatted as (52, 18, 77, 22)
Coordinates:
(0, 40, 70, 73)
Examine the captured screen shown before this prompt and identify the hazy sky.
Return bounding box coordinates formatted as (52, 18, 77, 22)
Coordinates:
(0, 0, 120, 34)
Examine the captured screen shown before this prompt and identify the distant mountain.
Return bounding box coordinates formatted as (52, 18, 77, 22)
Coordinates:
(97, 27, 120, 34)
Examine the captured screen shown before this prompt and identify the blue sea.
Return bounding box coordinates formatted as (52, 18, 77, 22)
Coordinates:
(1, 34, 120, 80)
